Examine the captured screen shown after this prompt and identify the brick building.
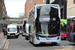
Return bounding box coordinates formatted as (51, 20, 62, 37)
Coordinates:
(0, 0, 7, 19)
(25, 0, 46, 18)
(67, 0, 75, 17)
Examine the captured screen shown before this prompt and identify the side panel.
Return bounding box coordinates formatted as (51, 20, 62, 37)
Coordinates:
(29, 7, 35, 42)
(67, 22, 74, 42)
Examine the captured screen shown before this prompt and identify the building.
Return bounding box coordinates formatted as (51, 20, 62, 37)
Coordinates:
(67, 0, 75, 17)
(25, 0, 46, 18)
(0, 0, 7, 19)
(46, 0, 67, 19)
(19, 13, 24, 18)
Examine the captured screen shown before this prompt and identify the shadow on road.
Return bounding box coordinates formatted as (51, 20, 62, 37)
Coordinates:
(33, 44, 60, 47)
(7, 37, 18, 39)
(69, 44, 75, 46)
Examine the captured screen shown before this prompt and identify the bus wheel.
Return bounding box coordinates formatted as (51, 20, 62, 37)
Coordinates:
(7, 36, 9, 39)
(16, 36, 18, 38)
(64, 37, 66, 40)
(29, 36, 32, 43)
(25, 36, 28, 40)
(34, 44, 38, 46)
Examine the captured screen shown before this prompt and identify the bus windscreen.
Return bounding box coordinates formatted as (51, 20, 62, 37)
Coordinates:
(35, 5, 60, 37)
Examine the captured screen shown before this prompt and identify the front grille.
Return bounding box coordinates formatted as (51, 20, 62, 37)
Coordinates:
(40, 42, 57, 44)
(10, 33, 15, 35)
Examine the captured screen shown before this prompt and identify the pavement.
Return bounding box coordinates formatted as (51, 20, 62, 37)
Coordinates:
(0, 32, 7, 50)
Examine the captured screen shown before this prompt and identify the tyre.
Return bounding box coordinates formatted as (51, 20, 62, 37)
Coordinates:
(29, 36, 32, 43)
(29, 39, 31, 43)
(7, 36, 9, 39)
(22, 33, 25, 37)
(18, 35, 19, 36)
(33, 44, 38, 46)
(25, 36, 29, 40)
(16, 36, 18, 38)
(64, 37, 66, 40)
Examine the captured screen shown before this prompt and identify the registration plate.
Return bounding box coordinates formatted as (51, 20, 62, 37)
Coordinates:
(11, 35, 15, 36)
(46, 38, 51, 40)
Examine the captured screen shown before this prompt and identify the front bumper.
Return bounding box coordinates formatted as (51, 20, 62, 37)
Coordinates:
(7, 33, 19, 36)
(34, 36, 61, 45)
(40, 42, 57, 44)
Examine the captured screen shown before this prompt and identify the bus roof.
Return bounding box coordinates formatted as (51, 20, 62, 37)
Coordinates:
(35, 4, 59, 6)
(67, 16, 75, 19)
(7, 24, 17, 28)
(29, 4, 60, 13)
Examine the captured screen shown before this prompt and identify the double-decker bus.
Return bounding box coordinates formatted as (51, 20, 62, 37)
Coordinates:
(28, 4, 61, 45)
(67, 16, 75, 43)
(61, 19, 67, 40)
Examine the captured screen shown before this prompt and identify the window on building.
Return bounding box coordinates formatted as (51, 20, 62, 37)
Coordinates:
(34, 2, 36, 5)
(29, 0, 32, 2)
(43, 0, 45, 3)
(74, 0, 75, 4)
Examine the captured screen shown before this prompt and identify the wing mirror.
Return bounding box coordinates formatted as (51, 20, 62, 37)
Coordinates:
(32, 25, 34, 28)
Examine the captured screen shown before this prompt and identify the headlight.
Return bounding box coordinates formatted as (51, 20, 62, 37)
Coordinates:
(36, 35, 39, 40)
(57, 36, 60, 40)
(26, 33, 29, 35)
(8, 33, 10, 35)
(16, 33, 18, 35)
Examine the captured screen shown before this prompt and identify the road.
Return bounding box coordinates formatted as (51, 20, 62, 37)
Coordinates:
(3, 35, 75, 50)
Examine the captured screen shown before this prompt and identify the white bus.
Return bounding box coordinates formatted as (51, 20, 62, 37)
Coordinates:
(7, 24, 19, 38)
(18, 24, 23, 34)
(25, 23, 29, 40)
(22, 18, 28, 37)
(28, 4, 61, 45)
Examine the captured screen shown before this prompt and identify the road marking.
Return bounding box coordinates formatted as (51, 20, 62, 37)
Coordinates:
(53, 49, 74, 50)
(4, 39, 9, 50)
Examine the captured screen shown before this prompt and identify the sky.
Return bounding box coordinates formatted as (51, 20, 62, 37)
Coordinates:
(5, 0, 26, 18)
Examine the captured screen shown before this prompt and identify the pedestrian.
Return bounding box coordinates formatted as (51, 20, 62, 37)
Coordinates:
(2, 28, 5, 37)
(61, 23, 65, 32)
(4, 27, 7, 35)
(2, 27, 7, 37)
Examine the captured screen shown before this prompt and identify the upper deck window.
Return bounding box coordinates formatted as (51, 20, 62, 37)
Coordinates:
(36, 5, 59, 22)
